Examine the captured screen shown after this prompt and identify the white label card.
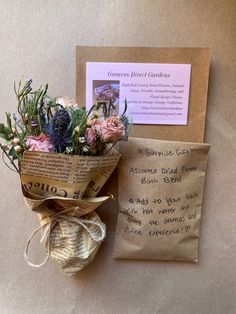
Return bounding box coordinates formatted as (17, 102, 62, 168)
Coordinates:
(86, 62, 191, 125)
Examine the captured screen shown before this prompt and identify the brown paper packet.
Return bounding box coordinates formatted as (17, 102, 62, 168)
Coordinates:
(113, 137, 210, 262)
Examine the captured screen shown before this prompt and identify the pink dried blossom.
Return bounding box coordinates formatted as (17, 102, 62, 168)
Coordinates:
(86, 128, 97, 145)
(98, 116, 125, 142)
(26, 134, 54, 152)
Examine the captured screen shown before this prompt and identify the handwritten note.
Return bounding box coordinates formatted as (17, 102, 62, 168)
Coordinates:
(113, 138, 210, 262)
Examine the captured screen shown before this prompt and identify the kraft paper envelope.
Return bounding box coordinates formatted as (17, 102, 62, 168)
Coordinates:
(76, 46, 211, 143)
(113, 137, 210, 262)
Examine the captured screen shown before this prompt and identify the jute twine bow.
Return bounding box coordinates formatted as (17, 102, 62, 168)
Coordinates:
(24, 207, 106, 268)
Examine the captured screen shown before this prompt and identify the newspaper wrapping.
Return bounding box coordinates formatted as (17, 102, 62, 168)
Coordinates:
(20, 151, 120, 276)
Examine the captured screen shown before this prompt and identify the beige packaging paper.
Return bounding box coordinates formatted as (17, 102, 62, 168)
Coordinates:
(113, 138, 210, 262)
(20, 151, 120, 276)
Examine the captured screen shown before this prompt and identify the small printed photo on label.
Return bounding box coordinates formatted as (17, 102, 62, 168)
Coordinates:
(92, 80, 120, 115)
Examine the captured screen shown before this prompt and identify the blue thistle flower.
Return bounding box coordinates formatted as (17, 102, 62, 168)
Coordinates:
(46, 108, 72, 153)
(40, 112, 46, 126)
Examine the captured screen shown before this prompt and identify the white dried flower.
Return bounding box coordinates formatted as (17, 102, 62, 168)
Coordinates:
(66, 146, 73, 154)
(82, 146, 89, 153)
(12, 137, 20, 145)
(14, 145, 22, 152)
(79, 137, 86, 143)
(56, 96, 79, 108)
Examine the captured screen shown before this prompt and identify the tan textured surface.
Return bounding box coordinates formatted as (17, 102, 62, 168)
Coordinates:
(0, 1, 236, 313)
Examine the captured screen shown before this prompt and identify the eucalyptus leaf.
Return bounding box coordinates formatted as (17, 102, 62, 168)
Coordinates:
(6, 112, 12, 131)
(9, 146, 20, 160)
(0, 133, 9, 140)
(0, 123, 10, 140)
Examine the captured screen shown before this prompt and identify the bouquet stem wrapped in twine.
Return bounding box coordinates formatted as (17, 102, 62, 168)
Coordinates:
(21, 150, 120, 276)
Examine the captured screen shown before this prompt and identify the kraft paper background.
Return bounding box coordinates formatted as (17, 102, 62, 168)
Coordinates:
(0, 1, 235, 313)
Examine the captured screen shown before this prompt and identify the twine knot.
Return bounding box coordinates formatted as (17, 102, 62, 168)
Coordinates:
(24, 207, 106, 268)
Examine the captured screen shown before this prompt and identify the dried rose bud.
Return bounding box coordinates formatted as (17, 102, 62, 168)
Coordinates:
(87, 118, 101, 127)
(93, 111, 100, 118)
(86, 119, 92, 127)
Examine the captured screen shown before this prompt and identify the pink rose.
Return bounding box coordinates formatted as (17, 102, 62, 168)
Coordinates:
(98, 116, 125, 142)
(86, 128, 97, 145)
(26, 134, 54, 152)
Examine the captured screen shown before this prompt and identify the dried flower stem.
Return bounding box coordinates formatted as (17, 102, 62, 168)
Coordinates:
(0, 143, 20, 173)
